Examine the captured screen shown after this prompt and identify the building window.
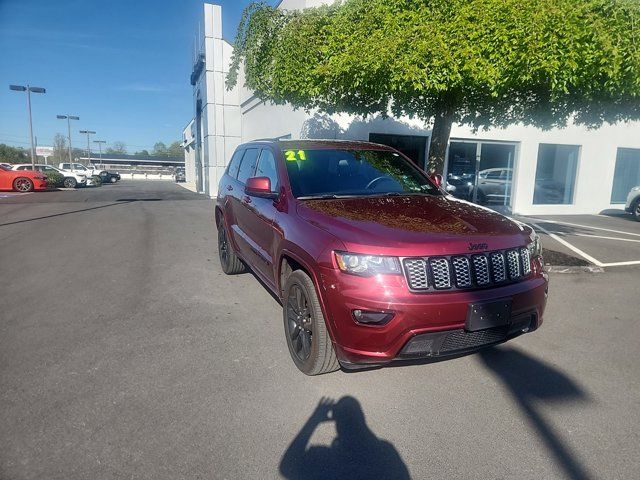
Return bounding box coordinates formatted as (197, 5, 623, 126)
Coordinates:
(611, 148, 640, 203)
(533, 144, 579, 205)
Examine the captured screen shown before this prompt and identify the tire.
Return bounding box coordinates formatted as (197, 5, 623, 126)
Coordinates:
(63, 177, 77, 188)
(110, 176, 117, 183)
(633, 198, 640, 222)
(283, 270, 339, 375)
(13, 177, 33, 192)
(92, 175, 102, 186)
(217, 222, 245, 274)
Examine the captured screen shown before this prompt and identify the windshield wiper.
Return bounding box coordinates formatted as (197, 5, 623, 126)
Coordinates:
(298, 194, 345, 200)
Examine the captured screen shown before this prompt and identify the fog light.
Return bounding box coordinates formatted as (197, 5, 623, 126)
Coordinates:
(352, 309, 394, 325)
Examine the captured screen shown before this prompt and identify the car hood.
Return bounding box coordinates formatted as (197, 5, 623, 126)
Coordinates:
(297, 195, 533, 256)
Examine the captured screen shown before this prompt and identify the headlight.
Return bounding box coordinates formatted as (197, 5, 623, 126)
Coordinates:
(335, 252, 401, 276)
(527, 234, 542, 257)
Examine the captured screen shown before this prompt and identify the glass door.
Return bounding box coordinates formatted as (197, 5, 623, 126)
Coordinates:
(445, 141, 516, 212)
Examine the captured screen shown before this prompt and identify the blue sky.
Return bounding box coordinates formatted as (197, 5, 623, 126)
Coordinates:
(0, 0, 277, 153)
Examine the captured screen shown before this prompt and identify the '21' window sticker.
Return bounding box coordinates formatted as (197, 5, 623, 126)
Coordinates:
(284, 150, 307, 161)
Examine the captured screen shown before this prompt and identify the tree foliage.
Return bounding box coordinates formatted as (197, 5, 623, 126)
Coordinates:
(106, 141, 127, 154)
(228, 0, 640, 172)
(0, 144, 28, 164)
(53, 133, 68, 164)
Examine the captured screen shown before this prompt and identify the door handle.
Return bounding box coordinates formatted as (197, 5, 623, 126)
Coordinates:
(226, 185, 233, 191)
(242, 195, 252, 204)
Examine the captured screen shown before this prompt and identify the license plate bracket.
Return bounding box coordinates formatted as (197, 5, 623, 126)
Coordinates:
(466, 298, 512, 332)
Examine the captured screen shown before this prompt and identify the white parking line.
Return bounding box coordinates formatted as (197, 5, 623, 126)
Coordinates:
(529, 222, 605, 267)
(600, 260, 640, 267)
(527, 217, 640, 238)
(573, 233, 640, 243)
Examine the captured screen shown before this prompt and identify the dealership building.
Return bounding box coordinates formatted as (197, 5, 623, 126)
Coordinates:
(183, 1, 640, 216)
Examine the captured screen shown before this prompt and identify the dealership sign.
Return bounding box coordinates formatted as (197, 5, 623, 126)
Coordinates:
(36, 146, 54, 158)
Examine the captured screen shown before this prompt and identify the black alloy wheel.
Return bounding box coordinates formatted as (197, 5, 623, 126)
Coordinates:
(217, 222, 245, 274)
(286, 284, 313, 362)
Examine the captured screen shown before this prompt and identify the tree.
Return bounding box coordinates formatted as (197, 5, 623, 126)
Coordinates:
(153, 142, 168, 156)
(106, 141, 127, 154)
(167, 141, 183, 157)
(0, 144, 28, 164)
(53, 133, 68, 164)
(135, 149, 150, 156)
(228, 0, 640, 173)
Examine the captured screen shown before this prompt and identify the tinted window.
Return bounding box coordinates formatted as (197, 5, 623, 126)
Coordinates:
(533, 144, 579, 204)
(611, 148, 640, 203)
(237, 148, 259, 184)
(283, 148, 440, 198)
(227, 150, 244, 179)
(17, 166, 31, 170)
(255, 149, 278, 191)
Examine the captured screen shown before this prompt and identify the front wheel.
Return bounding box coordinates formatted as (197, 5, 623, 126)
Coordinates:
(110, 176, 117, 183)
(217, 223, 245, 274)
(92, 175, 102, 186)
(13, 177, 34, 192)
(633, 199, 640, 222)
(283, 270, 339, 375)
(63, 177, 77, 188)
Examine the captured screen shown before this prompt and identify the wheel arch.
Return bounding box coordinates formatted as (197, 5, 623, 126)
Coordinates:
(278, 249, 337, 344)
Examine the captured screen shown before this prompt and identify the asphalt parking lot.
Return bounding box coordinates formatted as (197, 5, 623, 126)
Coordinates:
(1, 181, 639, 480)
(521, 214, 640, 267)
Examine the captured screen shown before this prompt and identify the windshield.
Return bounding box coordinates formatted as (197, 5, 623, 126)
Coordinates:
(0, 165, 10, 171)
(283, 148, 441, 199)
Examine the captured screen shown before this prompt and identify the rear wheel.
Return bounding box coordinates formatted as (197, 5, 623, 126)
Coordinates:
(63, 177, 77, 188)
(13, 177, 33, 192)
(217, 222, 245, 274)
(283, 270, 339, 375)
(633, 199, 640, 222)
(110, 176, 117, 183)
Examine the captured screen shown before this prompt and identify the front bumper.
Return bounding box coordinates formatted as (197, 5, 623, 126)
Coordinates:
(318, 259, 548, 366)
(34, 179, 47, 190)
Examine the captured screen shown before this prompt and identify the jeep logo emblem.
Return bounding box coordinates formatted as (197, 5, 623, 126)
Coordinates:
(468, 242, 488, 251)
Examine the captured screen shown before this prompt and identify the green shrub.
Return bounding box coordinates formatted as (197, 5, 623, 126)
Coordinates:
(44, 171, 64, 189)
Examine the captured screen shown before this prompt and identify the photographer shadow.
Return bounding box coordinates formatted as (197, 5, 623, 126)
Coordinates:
(480, 346, 592, 480)
(280, 396, 410, 480)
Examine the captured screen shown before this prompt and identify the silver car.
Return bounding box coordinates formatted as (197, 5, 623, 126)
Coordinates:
(625, 186, 640, 221)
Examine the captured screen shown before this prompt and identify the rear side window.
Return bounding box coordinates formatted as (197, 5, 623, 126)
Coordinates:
(255, 149, 279, 191)
(227, 150, 244, 179)
(237, 148, 260, 184)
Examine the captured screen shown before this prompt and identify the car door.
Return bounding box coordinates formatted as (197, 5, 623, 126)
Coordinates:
(228, 147, 261, 262)
(240, 147, 282, 285)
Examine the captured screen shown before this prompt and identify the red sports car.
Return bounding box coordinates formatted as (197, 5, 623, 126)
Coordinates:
(0, 164, 47, 192)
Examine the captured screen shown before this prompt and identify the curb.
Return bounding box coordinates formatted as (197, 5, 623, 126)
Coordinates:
(545, 265, 604, 274)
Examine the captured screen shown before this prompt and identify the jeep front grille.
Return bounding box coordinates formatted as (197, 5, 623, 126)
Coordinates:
(402, 247, 533, 292)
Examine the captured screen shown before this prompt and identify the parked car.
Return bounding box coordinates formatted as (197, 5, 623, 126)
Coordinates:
(174, 167, 186, 182)
(0, 164, 47, 192)
(13, 164, 89, 188)
(59, 162, 120, 184)
(473, 167, 512, 204)
(625, 186, 640, 221)
(216, 140, 548, 375)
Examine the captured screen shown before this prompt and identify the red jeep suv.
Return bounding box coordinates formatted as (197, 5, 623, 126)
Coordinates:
(216, 140, 548, 375)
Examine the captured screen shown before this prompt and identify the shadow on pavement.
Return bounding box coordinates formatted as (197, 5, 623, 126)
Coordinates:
(480, 347, 593, 480)
(599, 209, 637, 222)
(280, 396, 410, 480)
(0, 201, 135, 227)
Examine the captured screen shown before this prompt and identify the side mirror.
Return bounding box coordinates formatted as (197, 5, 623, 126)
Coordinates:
(430, 173, 443, 188)
(245, 176, 278, 199)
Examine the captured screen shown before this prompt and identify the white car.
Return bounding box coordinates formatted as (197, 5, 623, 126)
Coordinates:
(59, 162, 119, 184)
(12, 164, 89, 188)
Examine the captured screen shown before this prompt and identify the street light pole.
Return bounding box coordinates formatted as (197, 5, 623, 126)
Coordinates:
(56, 115, 79, 171)
(80, 130, 96, 166)
(94, 140, 106, 167)
(10, 84, 46, 172)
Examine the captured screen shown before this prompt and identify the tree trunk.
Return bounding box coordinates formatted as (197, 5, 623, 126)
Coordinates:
(427, 109, 454, 174)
